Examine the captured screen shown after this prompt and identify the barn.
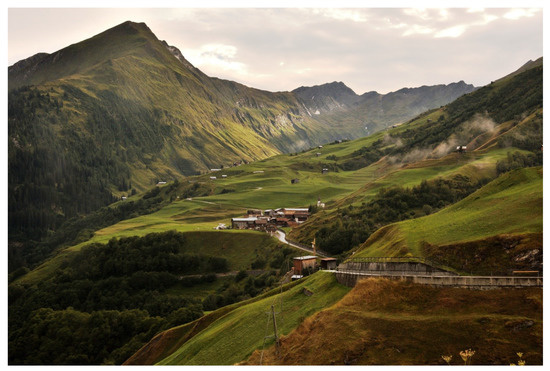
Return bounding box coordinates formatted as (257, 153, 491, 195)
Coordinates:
(293, 256, 317, 276)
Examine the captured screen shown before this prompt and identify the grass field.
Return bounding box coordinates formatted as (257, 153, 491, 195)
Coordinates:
(152, 271, 350, 365)
(352, 167, 542, 269)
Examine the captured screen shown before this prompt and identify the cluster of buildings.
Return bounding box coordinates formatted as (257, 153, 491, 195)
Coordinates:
(231, 207, 310, 231)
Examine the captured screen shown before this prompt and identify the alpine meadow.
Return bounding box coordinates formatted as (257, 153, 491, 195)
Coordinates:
(8, 12, 542, 366)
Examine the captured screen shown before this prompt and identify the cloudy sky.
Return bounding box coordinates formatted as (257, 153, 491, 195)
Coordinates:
(6, 1, 544, 94)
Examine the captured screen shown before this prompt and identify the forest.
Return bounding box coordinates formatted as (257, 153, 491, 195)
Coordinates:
(8, 230, 296, 364)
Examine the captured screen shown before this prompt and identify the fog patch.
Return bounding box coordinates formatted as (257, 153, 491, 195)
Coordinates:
(292, 139, 309, 151)
(390, 113, 498, 164)
(437, 114, 497, 155)
(383, 133, 403, 148)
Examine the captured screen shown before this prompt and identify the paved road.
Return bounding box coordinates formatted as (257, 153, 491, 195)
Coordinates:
(273, 230, 329, 258)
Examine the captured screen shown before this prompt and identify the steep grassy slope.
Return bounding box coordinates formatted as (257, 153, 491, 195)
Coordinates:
(352, 167, 542, 274)
(126, 271, 350, 365)
(246, 278, 542, 365)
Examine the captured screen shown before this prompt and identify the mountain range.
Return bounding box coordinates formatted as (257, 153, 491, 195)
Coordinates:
(8, 20, 476, 243)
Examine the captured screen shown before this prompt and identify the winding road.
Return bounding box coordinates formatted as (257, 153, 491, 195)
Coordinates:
(272, 230, 329, 258)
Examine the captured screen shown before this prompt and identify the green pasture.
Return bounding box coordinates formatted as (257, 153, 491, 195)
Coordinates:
(157, 271, 350, 365)
(354, 167, 542, 258)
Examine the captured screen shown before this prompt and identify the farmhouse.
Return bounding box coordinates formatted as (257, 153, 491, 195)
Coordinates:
(274, 217, 290, 227)
(321, 168, 329, 174)
(231, 217, 257, 229)
(293, 256, 317, 276)
(281, 208, 310, 222)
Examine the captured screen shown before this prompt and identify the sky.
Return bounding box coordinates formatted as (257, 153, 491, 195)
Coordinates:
(5, 1, 545, 95)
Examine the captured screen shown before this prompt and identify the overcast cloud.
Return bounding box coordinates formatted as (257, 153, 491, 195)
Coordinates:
(7, 6, 543, 94)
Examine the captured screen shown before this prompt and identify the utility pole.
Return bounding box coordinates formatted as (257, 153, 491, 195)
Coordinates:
(271, 305, 280, 351)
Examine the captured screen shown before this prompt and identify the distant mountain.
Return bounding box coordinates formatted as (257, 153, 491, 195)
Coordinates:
(292, 81, 363, 113)
(293, 80, 476, 136)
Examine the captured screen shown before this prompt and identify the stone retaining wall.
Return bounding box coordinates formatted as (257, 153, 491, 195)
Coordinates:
(338, 261, 457, 276)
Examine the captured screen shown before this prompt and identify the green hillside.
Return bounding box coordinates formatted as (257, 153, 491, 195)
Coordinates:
(7, 21, 339, 250)
(131, 272, 350, 365)
(8, 230, 304, 364)
(287, 62, 542, 256)
(352, 167, 542, 275)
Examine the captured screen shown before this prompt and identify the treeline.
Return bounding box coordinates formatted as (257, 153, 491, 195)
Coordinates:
(202, 245, 296, 311)
(496, 151, 542, 175)
(202, 270, 279, 311)
(9, 231, 212, 364)
(9, 307, 183, 365)
(315, 175, 488, 256)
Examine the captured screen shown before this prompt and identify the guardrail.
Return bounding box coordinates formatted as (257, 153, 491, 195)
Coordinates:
(346, 256, 435, 266)
(335, 270, 543, 289)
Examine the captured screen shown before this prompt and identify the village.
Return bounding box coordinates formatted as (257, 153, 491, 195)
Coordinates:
(230, 207, 310, 232)
(225, 199, 338, 279)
